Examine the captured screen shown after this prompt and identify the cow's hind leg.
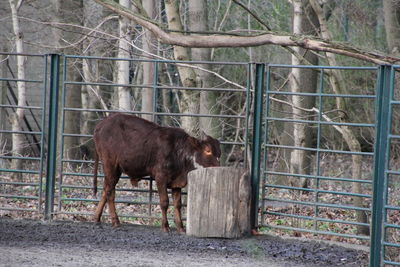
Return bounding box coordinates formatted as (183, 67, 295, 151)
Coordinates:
(107, 180, 120, 227)
(94, 163, 121, 227)
(94, 188, 107, 224)
(156, 181, 170, 233)
(172, 188, 185, 233)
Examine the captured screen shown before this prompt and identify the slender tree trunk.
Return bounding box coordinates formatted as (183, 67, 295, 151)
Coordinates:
(0, 48, 8, 169)
(310, 0, 369, 235)
(383, 0, 400, 57)
(165, 0, 199, 134)
(117, 0, 132, 111)
(290, 0, 318, 187)
(188, 0, 219, 137)
(9, 0, 26, 180)
(81, 58, 99, 158)
(142, 0, 156, 121)
(51, 0, 83, 160)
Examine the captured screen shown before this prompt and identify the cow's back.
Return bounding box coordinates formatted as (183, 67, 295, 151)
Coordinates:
(93, 113, 181, 178)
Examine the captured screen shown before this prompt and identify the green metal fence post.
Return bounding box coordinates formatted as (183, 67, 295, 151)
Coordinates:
(250, 63, 265, 229)
(370, 65, 392, 267)
(44, 54, 60, 220)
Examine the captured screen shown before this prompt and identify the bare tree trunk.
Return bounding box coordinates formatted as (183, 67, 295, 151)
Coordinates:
(81, 58, 99, 158)
(52, 0, 83, 160)
(290, 0, 318, 188)
(383, 0, 400, 56)
(0, 48, 8, 169)
(142, 0, 156, 121)
(188, 0, 218, 138)
(116, 0, 132, 111)
(310, 0, 369, 235)
(165, 0, 199, 135)
(9, 0, 26, 180)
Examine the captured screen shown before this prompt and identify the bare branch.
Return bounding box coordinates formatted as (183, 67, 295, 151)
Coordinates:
(93, 0, 400, 64)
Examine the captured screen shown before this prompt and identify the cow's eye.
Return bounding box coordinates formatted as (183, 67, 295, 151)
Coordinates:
(204, 147, 212, 156)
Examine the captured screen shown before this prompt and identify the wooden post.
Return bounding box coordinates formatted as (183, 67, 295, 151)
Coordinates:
(186, 167, 251, 238)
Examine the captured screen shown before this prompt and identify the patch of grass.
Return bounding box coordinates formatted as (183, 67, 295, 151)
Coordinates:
(239, 239, 264, 259)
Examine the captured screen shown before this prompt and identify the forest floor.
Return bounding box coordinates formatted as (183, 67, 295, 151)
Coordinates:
(0, 217, 369, 267)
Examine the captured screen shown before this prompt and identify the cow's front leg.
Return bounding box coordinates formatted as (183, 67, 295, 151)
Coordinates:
(156, 182, 170, 233)
(172, 188, 185, 233)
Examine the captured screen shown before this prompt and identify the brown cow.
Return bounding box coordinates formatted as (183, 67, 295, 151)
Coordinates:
(93, 113, 221, 233)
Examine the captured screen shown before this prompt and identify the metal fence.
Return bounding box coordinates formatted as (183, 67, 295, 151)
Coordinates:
(55, 55, 251, 224)
(250, 64, 400, 266)
(0, 53, 48, 215)
(0, 53, 399, 266)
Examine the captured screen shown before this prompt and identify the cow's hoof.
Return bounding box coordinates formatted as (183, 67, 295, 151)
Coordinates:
(161, 227, 171, 233)
(176, 228, 186, 234)
(112, 222, 121, 228)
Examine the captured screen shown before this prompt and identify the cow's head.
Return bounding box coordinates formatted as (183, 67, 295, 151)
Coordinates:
(193, 135, 221, 168)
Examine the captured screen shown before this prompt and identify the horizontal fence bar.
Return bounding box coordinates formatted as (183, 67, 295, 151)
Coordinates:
(383, 260, 400, 266)
(385, 205, 400, 211)
(264, 224, 370, 240)
(384, 223, 400, 229)
(264, 197, 371, 212)
(0, 206, 39, 212)
(61, 197, 160, 205)
(64, 54, 249, 65)
(61, 159, 94, 164)
(61, 184, 157, 194)
(266, 90, 376, 98)
(268, 64, 378, 70)
(0, 168, 40, 174)
(0, 194, 38, 200)
(264, 170, 372, 184)
(389, 134, 400, 139)
(0, 77, 43, 83)
(264, 144, 375, 156)
(62, 172, 152, 180)
(64, 81, 246, 92)
(62, 133, 92, 138)
(265, 211, 370, 227)
(62, 108, 246, 120)
(0, 129, 42, 135)
(60, 184, 187, 195)
(383, 242, 400, 248)
(0, 155, 41, 161)
(0, 52, 45, 57)
(54, 211, 177, 220)
(0, 181, 39, 186)
(0, 104, 43, 110)
(265, 183, 371, 198)
(265, 116, 375, 128)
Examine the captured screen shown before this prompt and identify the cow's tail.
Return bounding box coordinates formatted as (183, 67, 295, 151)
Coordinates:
(93, 150, 99, 197)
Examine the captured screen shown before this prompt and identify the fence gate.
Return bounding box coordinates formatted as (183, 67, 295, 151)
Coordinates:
(371, 65, 400, 266)
(0, 53, 48, 216)
(252, 63, 400, 266)
(52, 55, 251, 225)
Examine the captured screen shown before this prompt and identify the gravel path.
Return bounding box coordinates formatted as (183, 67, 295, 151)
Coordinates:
(0, 217, 368, 266)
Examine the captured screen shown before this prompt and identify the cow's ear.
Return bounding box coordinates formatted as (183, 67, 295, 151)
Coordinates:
(189, 136, 201, 148)
(199, 130, 207, 140)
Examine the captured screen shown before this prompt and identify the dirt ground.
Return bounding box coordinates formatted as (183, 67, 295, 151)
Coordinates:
(0, 217, 368, 267)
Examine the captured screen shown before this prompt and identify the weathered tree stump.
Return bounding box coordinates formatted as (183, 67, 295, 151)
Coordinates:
(186, 167, 251, 238)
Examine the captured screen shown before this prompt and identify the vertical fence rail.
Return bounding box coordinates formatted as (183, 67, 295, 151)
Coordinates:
(44, 54, 60, 220)
(0, 53, 47, 214)
(378, 65, 400, 267)
(250, 63, 265, 229)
